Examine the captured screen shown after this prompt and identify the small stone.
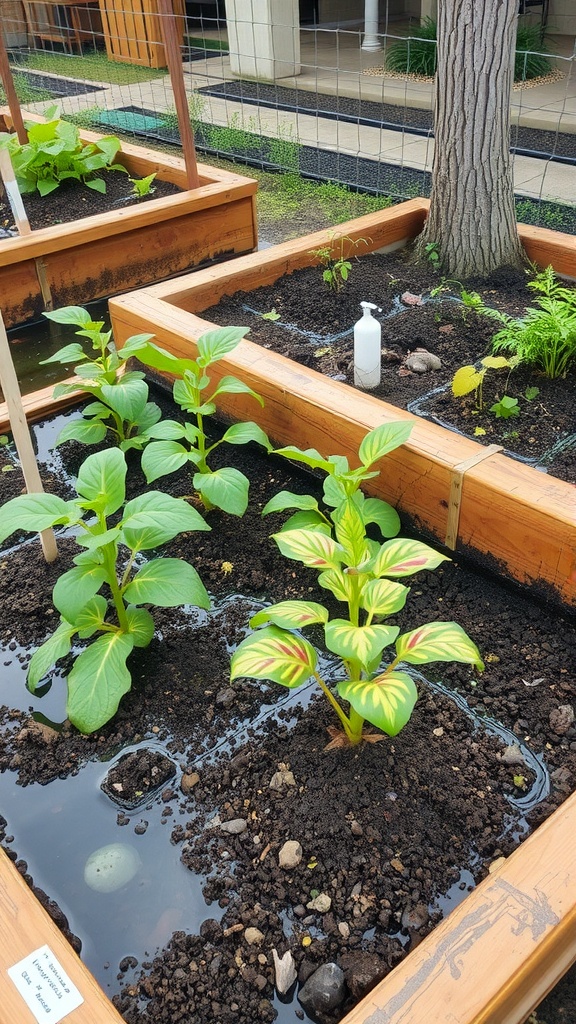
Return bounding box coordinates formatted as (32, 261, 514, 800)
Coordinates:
(220, 818, 247, 835)
(306, 893, 332, 913)
(549, 705, 574, 736)
(338, 921, 350, 939)
(340, 951, 388, 999)
(269, 768, 296, 791)
(499, 744, 526, 766)
(181, 772, 200, 794)
(271, 949, 297, 995)
(134, 821, 148, 836)
(433, 727, 444, 737)
(350, 820, 364, 836)
(401, 903, 429, 930)
(244, 927, 265, 946)
(298, 963, 346, 1014)
(278, 840, 302, 869)
(216, 687, 236, 707)
(390, 858, 405, 873)
(405, 350, 441, 373)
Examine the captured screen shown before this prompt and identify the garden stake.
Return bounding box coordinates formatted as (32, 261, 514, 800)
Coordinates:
(0, 148, 30, 235)
(0, 311, 58, 562)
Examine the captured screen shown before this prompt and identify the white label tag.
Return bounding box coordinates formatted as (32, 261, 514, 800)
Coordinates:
(7, 944, 84, 1023)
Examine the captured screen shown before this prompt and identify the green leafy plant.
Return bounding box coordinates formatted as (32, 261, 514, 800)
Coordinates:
(452, 356, 514, 411)
(231, 423, 483, 747)
(0, 104, 125, 196)
(483, 266, 576, 379)
(515, 20, 552, 82)
(129, 172, 156, 197)
(525, 385, 540, 401)
(0, 448, 210, 733)
(130, 328, 272, 516)
(260, 308, 281, 321)
(490, 395, 520, 419)
(40, 306, 162, 450)
(309, 235, 367, 293)
(424, 242, 441, 269)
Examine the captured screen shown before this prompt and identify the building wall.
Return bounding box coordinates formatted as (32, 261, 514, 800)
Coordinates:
(549, 0, 576, 36)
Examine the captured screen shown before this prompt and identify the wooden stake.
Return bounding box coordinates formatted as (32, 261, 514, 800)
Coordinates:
(0, 27, 27, 144)
(157, 0, 200, 190)
(0, 311, 58, 562)
(0, 148, 31, 235)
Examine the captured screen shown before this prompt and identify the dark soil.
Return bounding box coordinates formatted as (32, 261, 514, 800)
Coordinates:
(200, 250, 576, 484)
(0, 392, 575, 1024)
(0, 172, 182, 233)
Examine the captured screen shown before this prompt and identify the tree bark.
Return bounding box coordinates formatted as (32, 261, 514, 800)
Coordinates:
(415, 0, 526, 278)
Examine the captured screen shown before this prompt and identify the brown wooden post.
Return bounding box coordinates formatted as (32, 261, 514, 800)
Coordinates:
(157, 0, 199, 190)
(0, 26, 27, 144)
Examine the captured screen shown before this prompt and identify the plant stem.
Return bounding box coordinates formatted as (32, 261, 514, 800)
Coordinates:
(313, 671, 357, 742)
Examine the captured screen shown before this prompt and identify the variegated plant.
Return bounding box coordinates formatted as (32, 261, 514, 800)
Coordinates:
(231, 423, 483, 747)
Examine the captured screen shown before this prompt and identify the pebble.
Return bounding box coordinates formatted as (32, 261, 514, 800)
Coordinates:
(549, 704, 574, 736)
(271, 949, 297, 995)
(340, 950, 388, 999)
(220, 818, 247, 835)
(244, 927, 265, 946)
(278, 840, 302, 869)
(499, 743, 526, 766)
(338, 921, 350, 939)
(298, 963, 346, 1014)
(401, 903, 429, 930)
(181, 771, 200, 794)
(269, 768, 296, 790)
(405, 349, 441, 373)
(307, 893, 332, 913)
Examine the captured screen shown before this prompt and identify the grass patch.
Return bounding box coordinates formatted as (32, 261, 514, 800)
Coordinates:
(0, 73, 52, 105)
(185, 35, 228, 50)
(12, 49, 166, 86)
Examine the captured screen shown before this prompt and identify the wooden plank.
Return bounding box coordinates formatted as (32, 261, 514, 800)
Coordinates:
(340, 789, 576, 1024)
(0, 378, 82, 433)
(0, 848, 125, 1023)
(108, 283, 576, 607)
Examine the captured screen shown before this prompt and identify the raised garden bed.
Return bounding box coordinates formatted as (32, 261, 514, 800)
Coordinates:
(0, 107, 258, 328)
(107, 199, 576, 608)
(0, 392, 575, 1024)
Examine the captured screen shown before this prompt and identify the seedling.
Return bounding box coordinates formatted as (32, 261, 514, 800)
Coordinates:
(231, 423, 483, 747)
(452, 356, 514, 411)
(260, 308, 281, 321)
(129, 172, 156, 197)
(424, 242, 441, 269)
(490, 396, 520, 419)
(41, 305, 162, 450)
(309, 234, 367, 293)
(133, 327, 272, 516)
(0, 448, 210, 733)
(0, 103, 125, 196)
(525, 386, 540, 401)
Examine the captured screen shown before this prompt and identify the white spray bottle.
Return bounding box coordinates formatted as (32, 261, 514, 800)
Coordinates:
(354, 301, 381, 389)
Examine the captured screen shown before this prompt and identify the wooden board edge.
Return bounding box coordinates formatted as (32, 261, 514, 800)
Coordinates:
(0, 847, 125, 1023)
(0, 382, 83, 434)
(339, 788, 576, 1024)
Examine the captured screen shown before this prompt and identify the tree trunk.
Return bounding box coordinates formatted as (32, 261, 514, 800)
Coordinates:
(415, 0, 526, 279)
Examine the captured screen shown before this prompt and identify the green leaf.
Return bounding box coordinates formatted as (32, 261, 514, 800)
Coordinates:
(358, 422, 413, 468)
(317, 568, 356, 604)
(196, 326, 248, 366)
(55, 418, 108, 447)
(325, 619, 399, 666)
(395, 621, 484, 669)
(274, 445, 335, 475)
(261, 490, 320, 516)
(115, 332, 156, 358)
(121, 338, 197, 377)
(0, 493, 72, 543)
(52, 564, 107, 622)
(372, 538, 450, 578)
(76, 448, 127, 517)
(362, 497, 401, 539)
(120, 492, 210, 550)
(212, 376, 264, 405)
(142, 420, 186, 441)
(250, 601, 329, 629)
(322, 475, 348, 508)
(220, 421, 271, 451)
(141, 440, 190, 483)
(74, 595, 108, 637)
(125, 606, 155, 647)
(279, 510, 331, 533)
(332, 499, 366, 566)
(43, 305, 92, 326)
(481, 356, 511, 369)
(194, 467, 250, 516)
(123, 558, 210, 609)
(360, 578, 409, 617)
(40, 342, 87, 365)
(452, 365, 482, 397)
(272, 528, 344, 571)
(100, 378, 149, 423)
(338, 670, 417, 737)
(76, 526, 120, 551)
(231, 625, 317, 688)
(67, 632, 135, 734)
(27, 622, 76, 690)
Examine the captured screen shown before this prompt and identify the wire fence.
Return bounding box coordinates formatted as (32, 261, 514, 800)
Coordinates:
(1, 2, 575, 232)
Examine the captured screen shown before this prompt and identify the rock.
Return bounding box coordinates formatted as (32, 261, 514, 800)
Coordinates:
(269, 768, 296, 790)
(405, 350, 441, 373)
(401, 291, 424, 306)
(215, 687, 236, 707)
(278, 840, 302, 869)
(499, 744, 526, 766)
(401, 903, 429, 930)
(340, 951, 388, 999)
(17, 720, 59, 745)
(350, 819, 364, 836)
(338, 921, 350, 939)
(549, 704, 574, 735)
(272, 949, 297, 995)
(181, 771, 200, 794)
(390, 857, 405, 873)
(298, 963, 346, 1014)
(244, 927, 265, 946)
(220, 818, 247, 835)
(306, 893, 332, 913)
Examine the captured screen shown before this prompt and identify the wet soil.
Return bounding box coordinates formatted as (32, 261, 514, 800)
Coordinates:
(0, 393, 575, 1024)
(201, 251, 576, 484)
(0, 172, 182, 232)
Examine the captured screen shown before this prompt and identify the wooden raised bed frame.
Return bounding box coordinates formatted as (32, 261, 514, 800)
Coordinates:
(1, 198, 575, 1024)
(107, 198, 576, 608)
(0, 107, 258, 328)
